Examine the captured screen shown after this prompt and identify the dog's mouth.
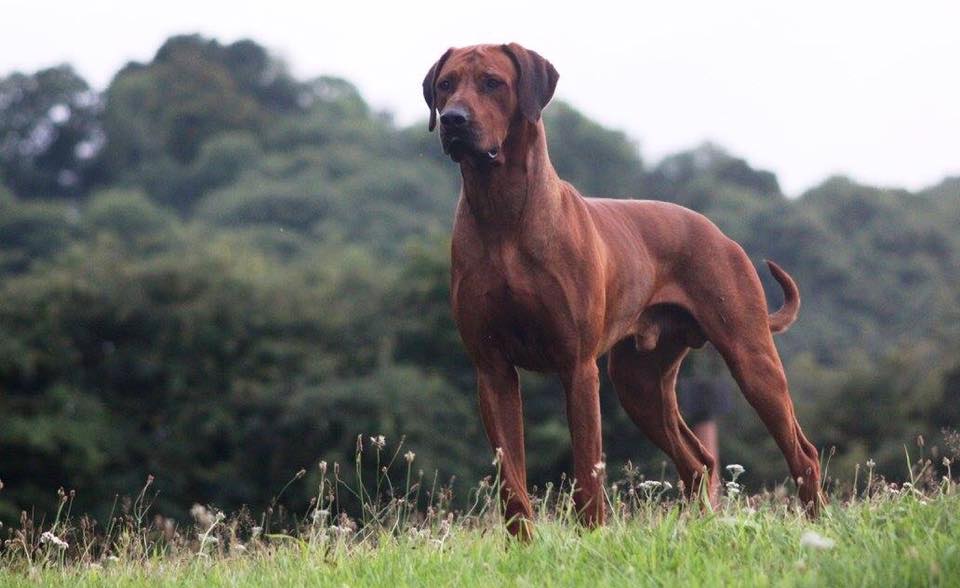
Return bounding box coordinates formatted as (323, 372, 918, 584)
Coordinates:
(442, 135, 501, 167)
(443, 137, 471, 162)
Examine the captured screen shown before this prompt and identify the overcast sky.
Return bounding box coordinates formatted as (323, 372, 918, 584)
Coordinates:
(2, 0, 958, 195)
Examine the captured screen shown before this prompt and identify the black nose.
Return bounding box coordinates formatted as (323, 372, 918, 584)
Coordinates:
(440, 106, 469, 128)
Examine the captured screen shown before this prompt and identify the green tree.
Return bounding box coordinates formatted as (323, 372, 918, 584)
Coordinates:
(544, 101, 645, 197)
(0, 66, 104, 198)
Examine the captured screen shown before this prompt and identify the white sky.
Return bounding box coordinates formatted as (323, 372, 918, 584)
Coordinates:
(2, 0, 958, 195)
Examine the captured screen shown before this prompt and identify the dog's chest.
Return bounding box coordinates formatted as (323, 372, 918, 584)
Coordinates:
(456, 246, 577, 371)
(488, 282, 556, 369)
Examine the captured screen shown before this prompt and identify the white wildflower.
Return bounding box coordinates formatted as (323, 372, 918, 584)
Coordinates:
(592, 461, 607, 478)
(40, 531, 69, 550)
(370, 435, 386, 449)
(312, 509, 330, 524)
(404, 451, 416, 464)
(800, 530, 835, 550)
(492, 447, 504, 466)
(725, 464, 745, 476)
(866, 459, 876, 468)
(190, 504, 216, 528)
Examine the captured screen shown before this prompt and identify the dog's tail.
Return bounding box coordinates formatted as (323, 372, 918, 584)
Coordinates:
(766, 259, 800, 334)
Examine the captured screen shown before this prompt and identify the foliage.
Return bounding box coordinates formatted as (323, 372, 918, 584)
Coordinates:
(544, 101, 645, 197)
(0, 65, 104, 198)
(0, 34, 958, 524)
(0, 196, 80, 274)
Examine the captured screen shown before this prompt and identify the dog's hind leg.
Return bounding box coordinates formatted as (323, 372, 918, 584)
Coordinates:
(608, 336, 719, 505)
(708, 328, 823, 513)
(690, 251, 823, 513)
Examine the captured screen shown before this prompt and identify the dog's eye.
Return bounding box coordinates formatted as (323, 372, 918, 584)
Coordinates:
(484, 77, 502, 91)
(437, 79, 452, 92)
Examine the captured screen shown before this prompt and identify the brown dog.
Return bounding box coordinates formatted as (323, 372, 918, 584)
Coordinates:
(423, 43, 822, 537)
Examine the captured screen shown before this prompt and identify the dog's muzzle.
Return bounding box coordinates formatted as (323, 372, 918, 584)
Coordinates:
(439, 106, 501, 165)
(441, 131, 501, 165)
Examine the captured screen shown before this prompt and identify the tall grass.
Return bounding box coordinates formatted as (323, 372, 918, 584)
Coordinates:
(1, 434, 957, 586)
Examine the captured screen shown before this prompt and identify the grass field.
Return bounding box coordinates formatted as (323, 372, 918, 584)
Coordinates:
(2, 448, 958, 586)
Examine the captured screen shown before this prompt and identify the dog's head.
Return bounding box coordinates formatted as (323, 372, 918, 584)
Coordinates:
(423, 43, 558, 167)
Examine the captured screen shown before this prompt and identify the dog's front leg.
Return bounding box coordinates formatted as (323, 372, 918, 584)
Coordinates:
(562, 361, 605, 528)
(476, 362, 534, 539)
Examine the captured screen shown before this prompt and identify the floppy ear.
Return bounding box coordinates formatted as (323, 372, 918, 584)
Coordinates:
(501, 43, 559, 123)
(422, 48, 454, 132)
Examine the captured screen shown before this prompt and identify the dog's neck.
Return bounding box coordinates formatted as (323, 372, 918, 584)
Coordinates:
(458, 120, 561, 231)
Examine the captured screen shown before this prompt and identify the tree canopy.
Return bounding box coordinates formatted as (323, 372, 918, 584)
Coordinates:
(1, 35, 957, 523)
